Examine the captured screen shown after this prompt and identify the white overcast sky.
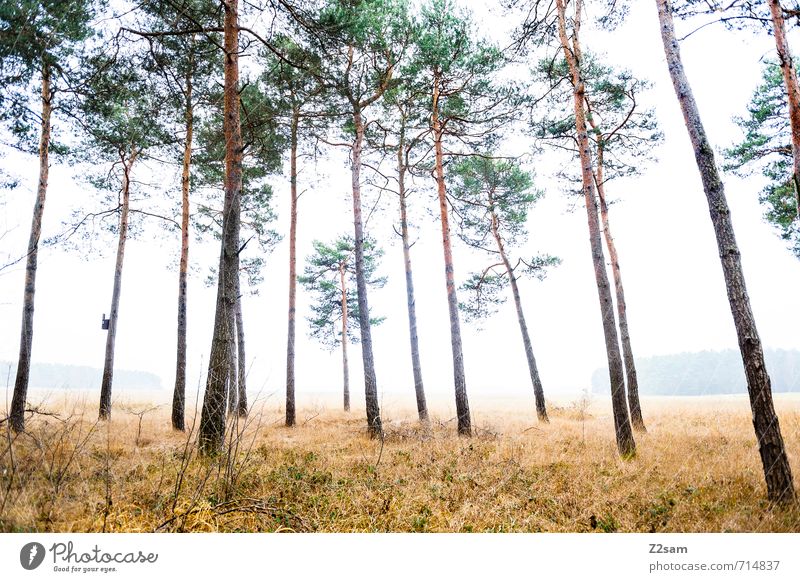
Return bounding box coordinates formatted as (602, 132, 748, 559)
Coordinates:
(2, 1, 800, 412)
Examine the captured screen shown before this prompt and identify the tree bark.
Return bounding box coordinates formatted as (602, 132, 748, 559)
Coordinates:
(9, 63, 51, 433)
(226, 330, 237, 414)
(235, 274, 247, 417)
(99, 150, 137, 420)
(656, 0, 795, 503)
(351, 109, 382, 436)
(285, 107, 299, 426)
(172, 58, 193, 432)
(199, 0, 242, 454)
(432, 72, 471, 436)
(594, 144, 646, 432)
(767, 0, 800, 217)
(488, 195, 548, 423)
(397, 128, 429, 424)
(340, 262, 350, 412)
(556, 0, 635, 456)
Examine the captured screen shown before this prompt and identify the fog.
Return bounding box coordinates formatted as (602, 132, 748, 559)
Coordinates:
(2, 1, 800, 413)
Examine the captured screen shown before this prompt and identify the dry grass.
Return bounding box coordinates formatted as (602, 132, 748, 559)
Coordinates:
(2, 391, 800, 533)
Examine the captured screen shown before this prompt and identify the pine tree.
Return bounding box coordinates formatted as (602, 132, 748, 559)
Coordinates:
(76, 46, 171, 420)
(656, 0, 795, 503)
(451, 156, 559, 423)
(303, 0, 413, 437)
(412, 0, 514, 435)
(299, 236, 386, 412)
(1, 0, 99, 432)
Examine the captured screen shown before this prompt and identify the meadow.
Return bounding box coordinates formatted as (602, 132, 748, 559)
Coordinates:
(2, 390, 799, 533)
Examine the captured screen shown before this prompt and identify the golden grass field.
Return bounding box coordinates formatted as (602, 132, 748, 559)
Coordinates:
(2, 389, 800, 533)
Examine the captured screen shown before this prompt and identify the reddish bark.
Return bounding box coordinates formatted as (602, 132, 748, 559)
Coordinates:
(556, 0, 635, 456)
(432, 71, 471, 436)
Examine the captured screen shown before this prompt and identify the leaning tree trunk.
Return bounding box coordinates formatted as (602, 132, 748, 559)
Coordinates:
(199, 0, 242, 454)
(285, 107, 299, 427)
(172, 61, 193, 432)
(9, 62, 51, 433)
(235, 274, 247, 417)
(339, 262, 351, 412)
(657, 0, 795, 503)
(767, 0, 800, 217)
(594, 144, 646, 432)
(351, 108, 382, 436)
(489, 204, 548, 423)
(432, 74, 472, 436)
(556, 0, 635, 456)
(397, 129, 429, 424)
(99, 151, 137, 420)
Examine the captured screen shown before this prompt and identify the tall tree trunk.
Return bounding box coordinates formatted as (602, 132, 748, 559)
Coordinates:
(767, 0, 800, 217)
(397, 128, 429, 424)
(99, 150, 137, 420)
(556, 0, 635, 456)
(488, 200, 548, 423)
(9, 63, 51, 433)
(199, 0, 242, 454)
(172, 59, 193, 432)
(432, 72, 471, 436)
(285, 107, 299, 427)
(235, 274, 247, 417)
(594, 144, 646, 432)
(227, 333, 237, 414)
(340, 262, 350, 412)
(656, 0, 795, 503)
(351, 109, 381, 436)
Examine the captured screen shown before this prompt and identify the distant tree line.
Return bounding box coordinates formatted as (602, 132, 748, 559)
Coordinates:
(592, 349, 800, 395)
(1, 362, 161, 391)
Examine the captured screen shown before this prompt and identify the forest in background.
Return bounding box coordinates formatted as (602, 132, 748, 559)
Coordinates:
(592, 349, 800, 395)
(0, 362, 161, 390)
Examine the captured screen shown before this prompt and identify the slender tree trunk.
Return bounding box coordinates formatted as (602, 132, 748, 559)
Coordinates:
(657, 0, 795, 503)
(172, 59, 193, 432)
(285, 107, 299, 427)
(199, 0, 242, 454)
(340, 262, 350, 412)
(227, 333, 237, 414)
(594, 144, 646, 432)
(9, 63, 51, 433)
(767, 0, 800, 217)
(99, 150, 137, 420)
(351, 108, 381, 436)
(397, 129, 429, 424)
(488, 201, 548, 423)
(432, 72, 471, 436)
(556, 0, 635, 456)
(235, 275, 247, 417)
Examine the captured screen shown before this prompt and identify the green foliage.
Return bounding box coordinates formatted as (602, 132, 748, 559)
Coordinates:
(459, 272, 507, 321)
(299, 235, 387, 349)
(449, 156, 538, 248)
(78, 51, 172, 164)
(60, 40, 174, 252)
(260, 34, 326, 128)
(0, 0, 101, 153)
(533, 53, 662, 184)
(449, 155, 560, 321)
(313, 0, 410, 109)
(412, 0, 516, 148)
(725, 60, 800, 256)
(192, 79, 284, 288)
